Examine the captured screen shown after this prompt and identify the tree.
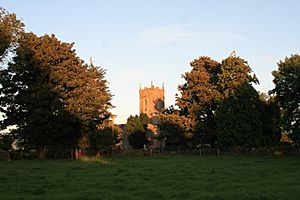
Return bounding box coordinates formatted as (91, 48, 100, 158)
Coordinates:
(0, 33, 82, 159)
(177, 56, 220, 117)
(271, 54, 300, 144)
(88, 126, 119, 155)
(158, 111, 195, 150)
(260, 93, 281, 146)
(67, 62, 113, 153)
(0, 7, 24, 59)
(176, 56, 220, 146)
(214, 56, 262, 150)
(215, 84, 263, 149)
(0, 32, 113, 158)
(67, 62, 113, 135)
(125, 114, 149, 149)
(0, 134, 13, 150)
(125, 115, 145, 134)
(169, 54, 263, 150)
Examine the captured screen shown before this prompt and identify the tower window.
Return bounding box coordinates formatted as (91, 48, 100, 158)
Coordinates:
(144, 99, 147, 111)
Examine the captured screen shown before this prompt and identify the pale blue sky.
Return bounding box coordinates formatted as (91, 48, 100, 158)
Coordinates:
(2, 0, 300, 123)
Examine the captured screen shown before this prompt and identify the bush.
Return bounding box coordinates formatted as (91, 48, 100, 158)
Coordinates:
(128, 131, 148, 149)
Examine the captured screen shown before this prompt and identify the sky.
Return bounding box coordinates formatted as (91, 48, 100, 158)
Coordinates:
(1, 0, 300, 124)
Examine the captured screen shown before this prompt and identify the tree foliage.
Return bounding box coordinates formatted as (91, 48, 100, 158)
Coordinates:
(162, 54, 263, 150)
(176, 57, 220, 147)
(217, 56, 258, 98)
(259, 93, 281, 146)
(214, 56, 261, 149)
(271, 54, 300, 144)
(215, 84, 263, 149)
(158, 111, 194, 150)
(0, 134, 13, 150)
(88, 126, 119, 154)
(177, 57, 220, 117)
(0, 7, 24, 60)
(0, 33, 82, 157)
(0, 31, 112, 158)
(125, 114, 149, 149)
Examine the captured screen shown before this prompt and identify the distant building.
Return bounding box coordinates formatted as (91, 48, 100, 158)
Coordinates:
(139, 82, 165, 150)
(139, 81, 164, 118)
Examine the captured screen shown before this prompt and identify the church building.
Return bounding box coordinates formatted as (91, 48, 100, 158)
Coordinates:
(139, 82, 165, 150)
(139, 81, 164, 119)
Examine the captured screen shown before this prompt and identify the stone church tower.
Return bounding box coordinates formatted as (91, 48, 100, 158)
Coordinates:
(139, 82, 165, 118)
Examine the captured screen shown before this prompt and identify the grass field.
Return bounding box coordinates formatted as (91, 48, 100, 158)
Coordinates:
(0, 155, 299, 200)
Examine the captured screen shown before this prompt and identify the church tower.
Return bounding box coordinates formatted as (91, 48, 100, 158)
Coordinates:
(139, 82, 165, 118)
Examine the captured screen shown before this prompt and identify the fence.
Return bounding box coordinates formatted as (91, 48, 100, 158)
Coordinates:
(1, 145, 299, 160)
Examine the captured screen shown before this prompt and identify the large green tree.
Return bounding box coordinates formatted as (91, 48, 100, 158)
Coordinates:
(271, 54, 300, 144)
(171, 54, 262, 149)
(0, 33, 81, 158)
(0, 32, 113, 158)
(67, 62, 113, 142)
(214, 56, 262, 149)
(176, 57, 220, 147)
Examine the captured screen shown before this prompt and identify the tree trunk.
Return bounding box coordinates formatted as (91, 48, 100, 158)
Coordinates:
(71, 149, 74, 159)
(75, 148, 79, 159)
(39, 145, 46, 160)
(96, 150, 100, 157)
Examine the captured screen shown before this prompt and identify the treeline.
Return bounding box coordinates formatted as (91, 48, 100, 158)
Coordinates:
(157, 54, 299, 152)
(1, 8, 299, 158)
(0, 8, 118, 159)
(123, 54, 299, 153)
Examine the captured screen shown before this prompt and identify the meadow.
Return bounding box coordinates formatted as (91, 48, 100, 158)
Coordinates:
(0, 155, 299, 200)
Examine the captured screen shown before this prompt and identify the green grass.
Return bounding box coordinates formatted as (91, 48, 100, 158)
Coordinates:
(0, 155, 300, 200)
